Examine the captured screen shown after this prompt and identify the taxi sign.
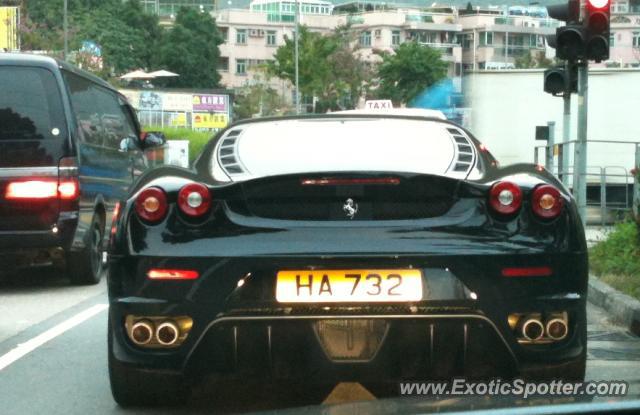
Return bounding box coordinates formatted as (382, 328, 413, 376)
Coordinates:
(364, 100, 393, 110)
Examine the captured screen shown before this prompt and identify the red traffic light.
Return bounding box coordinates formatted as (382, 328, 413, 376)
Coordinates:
(587, 0, 609, 9)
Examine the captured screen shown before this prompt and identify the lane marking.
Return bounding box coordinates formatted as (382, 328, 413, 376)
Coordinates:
(0, 303, 108, 371)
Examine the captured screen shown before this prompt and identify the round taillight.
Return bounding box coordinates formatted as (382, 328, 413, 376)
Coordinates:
(532, 184, 563, 219)
(177, 183, 211, 217)
(135, 187, 168, 223)
(489, 181, 522, 215)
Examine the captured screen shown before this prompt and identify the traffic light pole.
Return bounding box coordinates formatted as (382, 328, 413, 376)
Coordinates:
(572, 62, 589, 226)
(561, 61, 571, 187)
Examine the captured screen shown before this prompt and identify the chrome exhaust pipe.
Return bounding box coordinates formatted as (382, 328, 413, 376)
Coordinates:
(130, 320, 154, 345)
(156, 321, 180, 346)
(546, 318, 568, 341)
(521, 317, 544, 341)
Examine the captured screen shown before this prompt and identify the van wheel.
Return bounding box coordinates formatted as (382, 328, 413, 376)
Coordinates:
(68, 214, 104, 285)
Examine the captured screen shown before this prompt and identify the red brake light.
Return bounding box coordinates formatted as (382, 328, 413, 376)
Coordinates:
(177, 183, 211, 217)
(502, 266, 553, 277)
(6, 181, 58, 199)
(531, 184, 563, 219)
(300, 178, 401, 186)
(489, 181, 522, 215)
(147, 269, 199, 280)
(135, 187, 168, 223)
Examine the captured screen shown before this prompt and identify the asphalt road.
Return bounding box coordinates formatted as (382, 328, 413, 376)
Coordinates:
(1, 269, 640, 415)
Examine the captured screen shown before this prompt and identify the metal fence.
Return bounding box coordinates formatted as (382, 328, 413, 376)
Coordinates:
(535, 140, 640, 225)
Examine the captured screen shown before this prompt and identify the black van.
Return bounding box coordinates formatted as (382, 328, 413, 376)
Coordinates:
(0, 53, 162, 284)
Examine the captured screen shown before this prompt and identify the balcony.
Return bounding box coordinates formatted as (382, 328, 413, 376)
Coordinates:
(418, 42, 460, 56)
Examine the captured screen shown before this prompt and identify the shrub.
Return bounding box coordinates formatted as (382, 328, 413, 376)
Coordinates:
(590, 221, 640, 299)
(147, 127, 214, 163)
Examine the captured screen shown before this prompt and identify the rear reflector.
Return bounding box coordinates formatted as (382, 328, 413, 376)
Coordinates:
(501, 266, 553, 277)
(301, 178, 400, 186)
(147, 269, 199, 280)
(6, 180, 58, 199)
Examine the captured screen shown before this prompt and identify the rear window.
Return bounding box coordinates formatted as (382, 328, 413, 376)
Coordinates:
(0, 66, 67, 140)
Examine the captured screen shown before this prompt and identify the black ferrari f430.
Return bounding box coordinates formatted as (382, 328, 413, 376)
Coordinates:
(107, 114, 588, 406)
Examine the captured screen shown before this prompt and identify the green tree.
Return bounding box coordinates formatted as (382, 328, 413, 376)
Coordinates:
(234, 74, 290, 120)
(155, 7, 223, 88)
(267, 25, 371, 112)
(73, 2, 161, 75)
(515, 51, 553, 69)
(374, 41, 448, 105)
(20, 0, 162, 76)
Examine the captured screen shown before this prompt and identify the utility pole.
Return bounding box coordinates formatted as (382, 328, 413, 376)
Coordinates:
(573, 63, 588, 225)
(63, 0, 68, 61)
(546, 121, 555, 173)
(294, 0, 300, 114)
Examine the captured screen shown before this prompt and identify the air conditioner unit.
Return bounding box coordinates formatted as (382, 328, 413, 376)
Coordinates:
(249, 29, 265, 37)
(375, 29, 382, 38)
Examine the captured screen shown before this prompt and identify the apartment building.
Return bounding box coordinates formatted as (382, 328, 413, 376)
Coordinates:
(140, 0, 216, 17)
(215, 2, 340, 94)
(457, 8, 557, 70)
(609, 0, 640, 67)
(215, 0, 559, 95)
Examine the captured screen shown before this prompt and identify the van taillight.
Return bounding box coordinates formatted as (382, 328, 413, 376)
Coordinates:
(5, 181, 58, 199)
(5, 179, 79, 200)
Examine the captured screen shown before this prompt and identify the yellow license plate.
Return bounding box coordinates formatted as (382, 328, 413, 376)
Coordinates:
(275, 269, 423, 303)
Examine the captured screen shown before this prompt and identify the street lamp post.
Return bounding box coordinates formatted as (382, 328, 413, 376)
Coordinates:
(63, 0, 68, 60)
(294, 0, 300, 114)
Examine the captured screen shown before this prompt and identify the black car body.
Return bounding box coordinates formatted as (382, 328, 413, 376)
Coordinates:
(107, 115, 588, 406)
(0, 54, 160, 284)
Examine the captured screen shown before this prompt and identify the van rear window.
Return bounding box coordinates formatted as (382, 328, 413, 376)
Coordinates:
(0, 66, 67, 140)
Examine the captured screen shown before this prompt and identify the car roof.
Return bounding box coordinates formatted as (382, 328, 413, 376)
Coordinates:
(0, 52, 114, 91)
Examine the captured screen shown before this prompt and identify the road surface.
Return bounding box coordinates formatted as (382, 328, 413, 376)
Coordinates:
(0, 268, 639, 414)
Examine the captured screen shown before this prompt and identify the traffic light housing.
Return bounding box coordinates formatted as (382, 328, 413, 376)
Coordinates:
(544, 65, 577, 96)
(553, 26, 586, 60)
(546, 0, 610, 62)
(585, 0, 610, 62)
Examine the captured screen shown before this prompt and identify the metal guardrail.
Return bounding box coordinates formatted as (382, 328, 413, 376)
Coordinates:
(534, 140, 640, 225)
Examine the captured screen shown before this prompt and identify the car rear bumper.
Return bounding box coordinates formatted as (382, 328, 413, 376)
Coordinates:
(0, 214, 78, 269)
(107, 251, 588, 381)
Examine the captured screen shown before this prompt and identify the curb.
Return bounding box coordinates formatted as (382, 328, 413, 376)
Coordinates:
(589, 275, 640, 336)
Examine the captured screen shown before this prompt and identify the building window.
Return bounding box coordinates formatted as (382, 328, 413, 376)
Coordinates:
(610, 32, 615, 47)
(612, 0, 628, 13)
(391, 30, 401, 46)
(463, 34, 473, 49)
(486, 32, 494, 45)
(236, 29, 247, 44)
(217, 57, 229, 71)
(633, 32, 640, 48)
(359, 31, 372, 47)
(220, 27, 228, 42)
(266, 30, 277, 46)
(236, 59, 247, 75)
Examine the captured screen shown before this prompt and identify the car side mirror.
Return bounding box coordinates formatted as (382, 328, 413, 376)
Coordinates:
(140, 131, 166, 149)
